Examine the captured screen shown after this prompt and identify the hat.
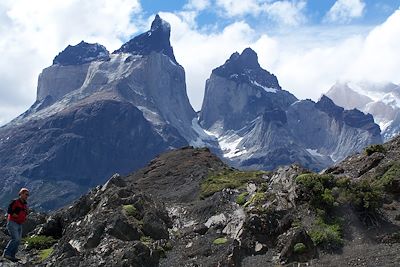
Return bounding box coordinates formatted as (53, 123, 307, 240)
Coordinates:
(19, 188, 29, 195)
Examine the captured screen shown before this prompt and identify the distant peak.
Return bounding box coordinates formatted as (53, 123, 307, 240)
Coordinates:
(315, 95, 344, 119)
(240, 48, 260, 69)
(151, 14, 171, 33)
(113, 15, 177, 64)
(53, 41, 110, 66)
(213, 48, 280, 90)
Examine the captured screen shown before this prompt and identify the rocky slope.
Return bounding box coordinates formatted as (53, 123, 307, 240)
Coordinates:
(0, 15, 206, 210)
(1, 144, 400, 266)
(200, 49, 382, 171)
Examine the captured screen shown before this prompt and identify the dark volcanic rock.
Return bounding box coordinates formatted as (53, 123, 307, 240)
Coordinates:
(53, 41, 110, 66)
(113, 14, 177, 64)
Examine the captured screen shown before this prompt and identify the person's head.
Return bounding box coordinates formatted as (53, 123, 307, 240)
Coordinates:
(19, 188, 29, 201)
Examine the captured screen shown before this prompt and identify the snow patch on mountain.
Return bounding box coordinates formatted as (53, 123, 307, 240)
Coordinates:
(189, 118, 218, 147)
(251, 80, 277, 93)
(306, 148, 324, 158)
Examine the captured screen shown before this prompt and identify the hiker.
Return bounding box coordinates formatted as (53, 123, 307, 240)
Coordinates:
(2, 188, 29, 262)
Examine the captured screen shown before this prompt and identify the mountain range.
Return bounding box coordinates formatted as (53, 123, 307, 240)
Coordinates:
(0, 15, 384, 210)
(326, 81, 400, 141)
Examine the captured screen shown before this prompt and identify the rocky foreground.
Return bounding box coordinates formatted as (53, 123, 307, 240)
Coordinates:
(1, 139, 400, 266)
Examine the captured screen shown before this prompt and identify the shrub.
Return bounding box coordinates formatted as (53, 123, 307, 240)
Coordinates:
(140, 236, 153, 246)
(24, 235, 56, 250)
(350, 179, 382, 212)
(213, 237, 228, 245)
(236, 192, 249, 205)
(378, 163, 400, 190)
(365, 144, 385, 156)
(310, 217, 343, 249)
(296, 173, 336, 209)
(200, 170, 265, 198)
(38, 248, 53, 262)
(123, 204, 138, 217)
(293, 242, 306, 254)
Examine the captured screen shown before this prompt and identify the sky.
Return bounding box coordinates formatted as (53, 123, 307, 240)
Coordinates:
(0, 0, 400, 126)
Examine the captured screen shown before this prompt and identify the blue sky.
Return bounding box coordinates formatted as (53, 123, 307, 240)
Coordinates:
(0, 0, 400, 125)
(140, 0, 399, 28)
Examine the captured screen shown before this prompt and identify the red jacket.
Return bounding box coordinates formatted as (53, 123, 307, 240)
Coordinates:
(7, 198, 28, 224)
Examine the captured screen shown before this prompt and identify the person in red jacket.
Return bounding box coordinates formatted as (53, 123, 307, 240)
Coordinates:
(2, 188, 29, 262)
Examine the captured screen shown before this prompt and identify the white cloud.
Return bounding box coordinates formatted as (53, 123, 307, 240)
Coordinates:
(184, 0, 211, 11)
(160, 12, 257, 110)
(262, 0, 306, 26)
(163, 7, 400, 108)
(347, 9, 400, 82)
(0, 0, 141, 125)
(214, 0, 307, 26)
(215, 0, 261, 17)
(324, 0, 366, 23)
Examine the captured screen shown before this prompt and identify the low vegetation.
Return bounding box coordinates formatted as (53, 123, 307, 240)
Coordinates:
(377, 163, 400, 191)
(123, 204, 139, 217)
(236, 192, 249, 205)
(364, 144, 386, 156)
(37, 248, 54, 263)
(24, 235, 57, 250)
(296, 170, 386, 249)
(309, 216, 343, 249)
(200, 169, 266, 198)
(213, 237, 228, 245)
(293, 242, 306, 254)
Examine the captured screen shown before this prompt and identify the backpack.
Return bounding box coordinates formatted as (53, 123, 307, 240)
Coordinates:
(7, 199, 17, 215)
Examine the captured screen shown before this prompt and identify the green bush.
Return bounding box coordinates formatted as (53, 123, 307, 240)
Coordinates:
(378, 163, 400, 190)
(38, 248, 53, 262)
(236, 192, 249, 205)
(293, 242, 306, 254)
(201, 170, 265, 198)
(123, 204, 139, 217)
(296, 173, 336, 209)
(350, 179, 382, 212)
(365, 144, 385, 156)
(213, 237, 228, 245)
(24, 235, 56, 250)
(310, 218, 343, 249)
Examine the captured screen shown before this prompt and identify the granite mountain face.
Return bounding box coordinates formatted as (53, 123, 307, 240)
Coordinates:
(199, 48, 382, 171)
(326, 81, 400, 141)
(0, 15, 205, 210)
(0, 15, 383, 210)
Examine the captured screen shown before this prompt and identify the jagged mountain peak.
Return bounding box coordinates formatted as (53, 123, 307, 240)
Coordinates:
(151, 14, 171, 33)
(113, 14, 177, 64)
(53, 41, 110, 66)
(315, 94, 344, 118)
(213, 47, 281, 90)
(226, 47, 260, 69)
